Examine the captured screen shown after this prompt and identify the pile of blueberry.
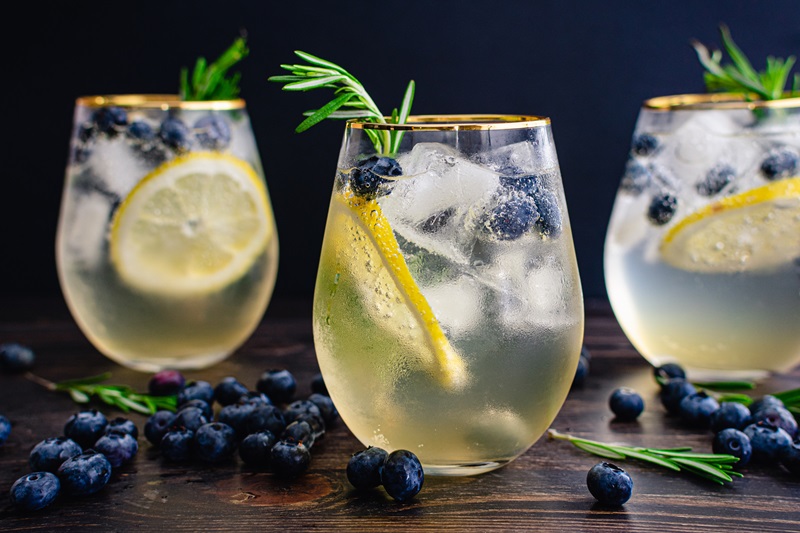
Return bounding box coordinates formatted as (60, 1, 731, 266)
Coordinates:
(74, 105, 232, 164)
(347, 446, 424, 502)
(144, 369, 337, 477)
(619, 132, 800, 226)
(1, 342, 36, 373)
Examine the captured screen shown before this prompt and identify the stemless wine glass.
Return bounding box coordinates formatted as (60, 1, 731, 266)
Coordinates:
(312, 115, 584, 475)
(56, 95, 278, 371)
(605, 93, 800, 380)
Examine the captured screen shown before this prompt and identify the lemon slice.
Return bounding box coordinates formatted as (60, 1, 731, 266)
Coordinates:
(335, 193, 468, 390)
(110, 152, 273, 295)
(661, 177, 800, 273)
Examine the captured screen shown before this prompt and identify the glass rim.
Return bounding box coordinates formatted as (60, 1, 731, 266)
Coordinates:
(644, 92, 800, 111)
(75, 94, 246, 110)
(346, 114, 550, 131)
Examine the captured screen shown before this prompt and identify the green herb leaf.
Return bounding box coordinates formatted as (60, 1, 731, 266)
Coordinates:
(181, 35, 249, 101)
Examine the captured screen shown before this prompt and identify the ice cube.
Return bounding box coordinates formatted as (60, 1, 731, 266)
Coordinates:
(60, 192, 113, 269)
(422, 276, 484, 336)
(473, 138, 557, 176)
(86, 137, 152, 197)
(381, 143, 501, 264)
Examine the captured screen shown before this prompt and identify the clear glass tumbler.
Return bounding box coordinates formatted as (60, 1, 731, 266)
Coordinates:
(312, 115, 584, 475)
(56, 95, 279, 371)
(605, 93, 800, 380)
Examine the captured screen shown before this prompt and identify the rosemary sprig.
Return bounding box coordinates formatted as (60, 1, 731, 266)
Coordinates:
(268, 50, 415, 155)
(691, 24, 798, 100)
(180, 35, 249, 101)
(26, 372, 177, 415)
(548, 429, 742, 485)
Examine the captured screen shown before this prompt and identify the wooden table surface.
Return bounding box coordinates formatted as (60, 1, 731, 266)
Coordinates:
(0, 298, 798, 532)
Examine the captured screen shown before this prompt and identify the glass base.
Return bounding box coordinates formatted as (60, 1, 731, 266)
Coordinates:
(101, 350, 232, 373)
(422, 460, 510, 476)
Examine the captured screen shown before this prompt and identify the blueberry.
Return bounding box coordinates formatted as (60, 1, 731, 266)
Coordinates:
(0, 414, 10, 444)
(307, 393, 338, 426)
(148, 369, 186, 396)
(218, 401, 259, 438)
(310, 373, 328, 396)
(93, 107, 128, 136)
(659, 378, 697, 415)
(29, 437, 82, 472)
(744, 421, 793, 462)
(419, 208, 455, 233)
(572, 355, 590, 388)
(160, 427, 194, 463)
(347, 446, 388, 490)
(159, 117, 192, 152)
(214, 377, 249, 406)
(57, 451, 112, 496)
(194, 115, 231, 150)
(350, 155, 401, 199)
(144, 410, 176, 446)
(256, 369, 297, 404)
(647, 192, 678, 225)
(194, 422, 237, 463)
(93, 430, 138, 468)
(177, 380, 215, 405)
(127, 120, 155, 142)
(381, 449, 424, 502)
(751, 407, 798, 438)
(64, 410, 108, 449)
(696, 163, 735, 196)
(0, 342, 35, 372)
(619, 160, 653, 195)
(284, 400, 322, 424)
(245, 404, 287, 436)
(172, 406, 209, 433)
(712, 428, 752, 467)
(239, 431, 277, 469)
(484, 194, 539, 240)
(679, 391, 720, 428)
(653, 363, 686, 383)
(531, 189, 562, 237)
(106, 417, 139, 439)
(749, 395, 785, 415)
(586, 462, 633, 507)
(760, 147, 799, 180)
(580, 345, 592, 362)
(9, 472, 60, 511)
(631, 133, 659, 156)
(781, 439, 800, 476)
(710, 402, 752, 433)
(609, 388, 645, 421)
(281, 420, 316, 449)
(271, 439, 311, 477)
(239, 391, 273, 406)
(178, 399, 213, 420)
(294, 413, 326, 440)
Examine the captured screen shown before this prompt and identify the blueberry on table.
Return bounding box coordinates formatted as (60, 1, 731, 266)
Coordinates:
(239, 431, 277, 469)
(160, 427, 194, 463)
(696, 163, 735, 196)
(744, 421, 793, 463)
(659, 378, 696, 415)
(194, 422, 237, 463)
(780, 439, 800, 476)
(580, 345, 592, 362)
(159, 116, 193, 152)
(307, 393, 339, 426)
(271, 439, 311, 477)
(239, 391, 272, 406)
(178, 399, 214, 420)
(0, 414, 10, 445)
(281, 420, 316, 449)
(256, 369, 297, 404)
(245, 404, 287, 437)
(93, 430, 138, 468)
(572, 355, 590, 388)
(9, 472, 60, 511)
(144, 410, 176, 446)
(283, 399, 322, 424)
(0, 342, 36, 372)
(587, 462, 633, 507)
(214, 377, 249, 406)
(609, 388, 645, 421)
(749, 395, 785, 415)
(647, 192, 678, 226)
(349, 155, 401, 199)
(294, 413, 326, 440)
(631, 133, 659, 156)
(381, 450, 424, 502)
(106, 417, 139, 439)
(310, 373, 328, 396)
(218, 401, 258, 438)
(751, 407, 797, 438)
(679, 391, 720, 428)
(194, 115, 231, 150)
(29, 437, 82, 472)
(483, 194, 539, 241)
(347, 446, 389, 490)
(760, 146, 799, 180)
(178, 380, 215, 405)
(172, 406, 209, 433)
(57, 451, 112, 496)
(710, 402, 752, 433)
(653, 363, 686, 383)
(64, 409, 108, 449)
(93, 107, 128, 136)
(712, 428, 752, 467)
(148, 369, 186, 396)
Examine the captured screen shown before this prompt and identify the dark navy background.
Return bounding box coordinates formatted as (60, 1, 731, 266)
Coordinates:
(2, 0, 799, 305)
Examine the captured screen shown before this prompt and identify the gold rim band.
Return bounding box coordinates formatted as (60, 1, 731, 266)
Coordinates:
(644, 92, 800, 110)
(347, 114, 550, 131)
(75, 94, 246, 110)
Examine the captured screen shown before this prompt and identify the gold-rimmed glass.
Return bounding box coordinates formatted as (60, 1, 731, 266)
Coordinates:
(604, 93, 800, 380)
(56, 95, 278, 372)
(313, 115, 584, 475)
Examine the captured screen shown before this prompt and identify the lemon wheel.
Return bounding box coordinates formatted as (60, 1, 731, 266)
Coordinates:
(110, 152, 273, 296)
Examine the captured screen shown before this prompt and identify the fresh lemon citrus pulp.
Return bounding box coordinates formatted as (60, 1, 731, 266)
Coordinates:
(660, 176, 800, 273)
(110, 152, 273, 295)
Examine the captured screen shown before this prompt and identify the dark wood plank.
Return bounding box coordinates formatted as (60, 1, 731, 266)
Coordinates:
(0, 298, 798, 532)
